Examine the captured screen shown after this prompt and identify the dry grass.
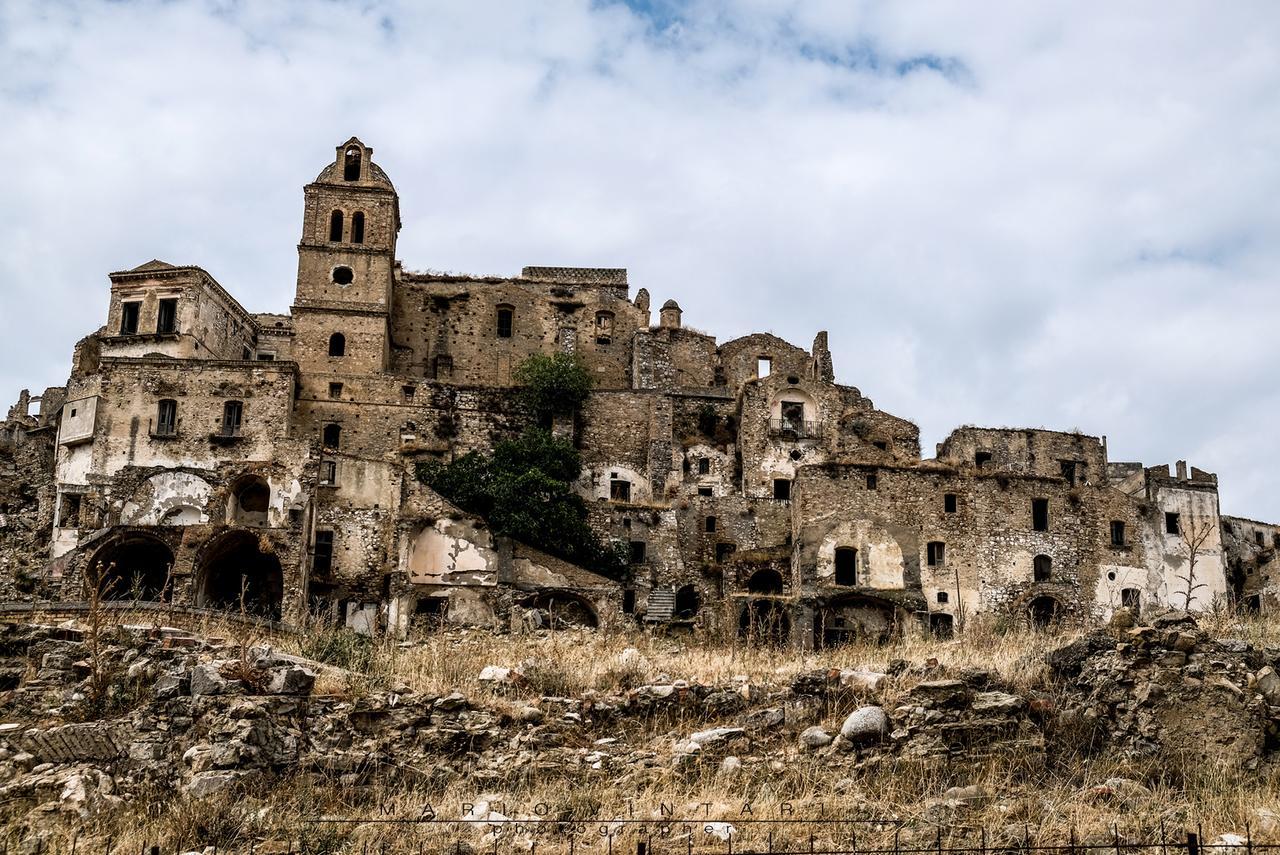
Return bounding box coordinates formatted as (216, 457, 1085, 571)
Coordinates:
(10, 607, 1280, 853)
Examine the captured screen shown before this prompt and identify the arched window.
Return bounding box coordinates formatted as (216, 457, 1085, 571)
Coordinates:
(322, 423, 341, 449)
(343, 147, 361, 181)
(328, 210, 343, 242)
(351, 211, 365, 244)
(496, 305, 514, 339)
(834, 547, 857, 586)
(1033, 554, 1052, 582)
(594, 310, 614, 345)
(328, 332, 346, 357)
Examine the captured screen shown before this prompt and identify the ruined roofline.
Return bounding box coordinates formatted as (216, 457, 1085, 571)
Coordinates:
(940, 425, 1105, 444)
(108, 263, 260, 334)
(398, 267, 630, 291)
(97, 355, 300, 374)
(1222, 513, 1280, 529)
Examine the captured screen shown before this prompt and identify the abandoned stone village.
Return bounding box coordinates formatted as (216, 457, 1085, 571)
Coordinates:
(1, 136, 1277, 649)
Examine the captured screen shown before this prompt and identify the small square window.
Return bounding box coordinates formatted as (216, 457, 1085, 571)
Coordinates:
(773, 479, 791, 500)
(705, 516, 717, 533)
(1032, 498, 1049, 532)
(936, 591, 949, 604)
(328, 382, 343, 399)
(866, 473, 878, 490)
(927, 541, 945, 566)
(715, 542, 736, 563)
(610, 479, 631, 502)
(1165, 512, 1180, 535)
(975, 451, 992, 469)
(698, 458, 710, 475)
(403, 385, 416, 402)
(1110, 520, 1126, 547)
(629, 541, 646, 563)
(698, 486, 713, 497)
(944, 493, 957, 513)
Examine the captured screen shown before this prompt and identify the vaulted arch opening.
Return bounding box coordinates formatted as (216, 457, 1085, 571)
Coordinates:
(228, 475, 270, 527)
(746, 568, 784, 594)
(89, 533, 174, 602)
(328, 210, 343, 242)
(198, 530, 284, 619)
(527, 592, 598, 629)
(814, 595, 896, 648)
(1028, 595, 1060, 628)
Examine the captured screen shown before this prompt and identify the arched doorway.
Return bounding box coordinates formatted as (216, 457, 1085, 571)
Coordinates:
(814, 595, 896, 648)
(738, 599, 790, 646)
(528, 592, 598, 629)
(89, 533, 174, 601)
(1028, 595, 1060, 628)
(746, 568, 784, 594)
(198, 530, 284, 619)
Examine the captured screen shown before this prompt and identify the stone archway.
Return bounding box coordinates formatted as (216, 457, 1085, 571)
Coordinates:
(528, 591, 598, 629)
(88, 532, 175, 601)
(1028, 595, 1061, 628)
(746, 568, 784, 594)
(738, 599, 791, 646)
(814, 594, 897, 648)
(197, 530, 284, 619)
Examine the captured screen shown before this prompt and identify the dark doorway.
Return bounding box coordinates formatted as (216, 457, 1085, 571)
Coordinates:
(930, 613, 955, 639)
(1120, 587, 1141, 616)
(1028, 596, 1059, 628)
(91, 535, 174, 602)
(674, 584, 700, 619)
(746, 568, 784, 594)
(834, 547, 857, 586)
(738, 599, 790, 646)
(199, 531, 284, 619)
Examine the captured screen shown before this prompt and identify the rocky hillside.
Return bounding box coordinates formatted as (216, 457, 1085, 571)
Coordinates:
(2, 611, 1280, 853)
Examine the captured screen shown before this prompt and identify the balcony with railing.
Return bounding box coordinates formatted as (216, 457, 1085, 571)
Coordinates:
(768, 418, 821, 440)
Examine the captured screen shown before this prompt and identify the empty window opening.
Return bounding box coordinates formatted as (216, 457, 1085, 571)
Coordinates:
(433, 354, 453, 380)
(944, 493, 958, 513)
(594, 311, 614, 345)
(332, 266, 354, 286)
(975, 451, 992, 469)
(715, 542, 736, 563)
(936, 590, 949, 604)
(402, 385, 415, 402)
(1032, 498, 1049, 532)
(256, 352, 276, 361)
(773, 478, 791, 500)
(866, 473, 878, 490)
(413, 597, 447, 628)
(156, 298, 178, 334)
(155, 399, 178, 436)
(1033, 554, 1052, 582)
(220, 400, 243, 437)
(609, 478, 631, 503)
(757, 356, 771, 378)
(834, 547, 858, 586)
(120, 301, 141, 334)
(747, 568, 784, 594)
(1110, 520, 1126, 546)
(496, 305, 514, 338)
(320, 460, 337, 486)
(698, 486, 713, 497)
(786, 375, 800, 385)
(698, 457, 710, 475)
(1274, 533, 1280, 549)
(780, 401, 804, 430)
(629, 541, 646, 563)
(1165, 512, 1181, 535)
(1120, 587, 1141, 616)
(328, 332, 346, 357)
(873, 440, 888, 451)
(674, 585, 700, 620)
(343, 147, 361, 181)
(1060, 461, 1078, 486)
(622, 589, 636, 614)
(60, 493, 83, 528)
(927, 541, 945, 567)
(231, 476, 270, 526)
(313, 530, 334, 574)
(1245, 594, 1262, 614)
(351, 211, 365, 244)
(1257, 531, 1266, 547)
(241, 346, 252, 361)
(329, 210, 344, 242)
(322, 423, 342, 449)
(328, 382, 343, 399)
(705, 516, 717, 533)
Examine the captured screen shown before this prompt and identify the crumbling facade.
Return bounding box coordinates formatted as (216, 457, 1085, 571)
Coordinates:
(5, 137, 1275, 645)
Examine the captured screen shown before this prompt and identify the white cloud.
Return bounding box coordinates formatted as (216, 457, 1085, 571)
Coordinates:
(2, 0, 1279, 518)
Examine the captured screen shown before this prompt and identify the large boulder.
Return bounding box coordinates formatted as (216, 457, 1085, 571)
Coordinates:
(839, 706, 888, 744)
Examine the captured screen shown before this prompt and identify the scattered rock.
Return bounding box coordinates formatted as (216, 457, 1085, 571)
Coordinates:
(266, 666, 315, 695)
(189, 664, 229, 697)
(799, 726, 832, 749)
(942, 784, 989, 808)
(839, 706, 888, 744)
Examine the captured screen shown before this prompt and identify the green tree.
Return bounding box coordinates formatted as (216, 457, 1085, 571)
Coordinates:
(417, 429, 627, 580)
(513, 353, 593, 419)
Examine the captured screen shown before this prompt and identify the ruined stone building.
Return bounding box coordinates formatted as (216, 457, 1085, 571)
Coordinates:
(1, 137, 1275, 645)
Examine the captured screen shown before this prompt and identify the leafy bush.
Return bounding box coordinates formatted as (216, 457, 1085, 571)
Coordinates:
(417, 429, 627, 580)
(513, 353, 593, 418)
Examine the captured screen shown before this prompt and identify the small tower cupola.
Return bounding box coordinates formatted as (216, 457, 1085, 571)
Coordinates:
(660, 299, 682, 330)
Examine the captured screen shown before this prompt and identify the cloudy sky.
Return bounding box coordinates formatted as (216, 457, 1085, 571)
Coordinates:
(2, 1, 1278, 519)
